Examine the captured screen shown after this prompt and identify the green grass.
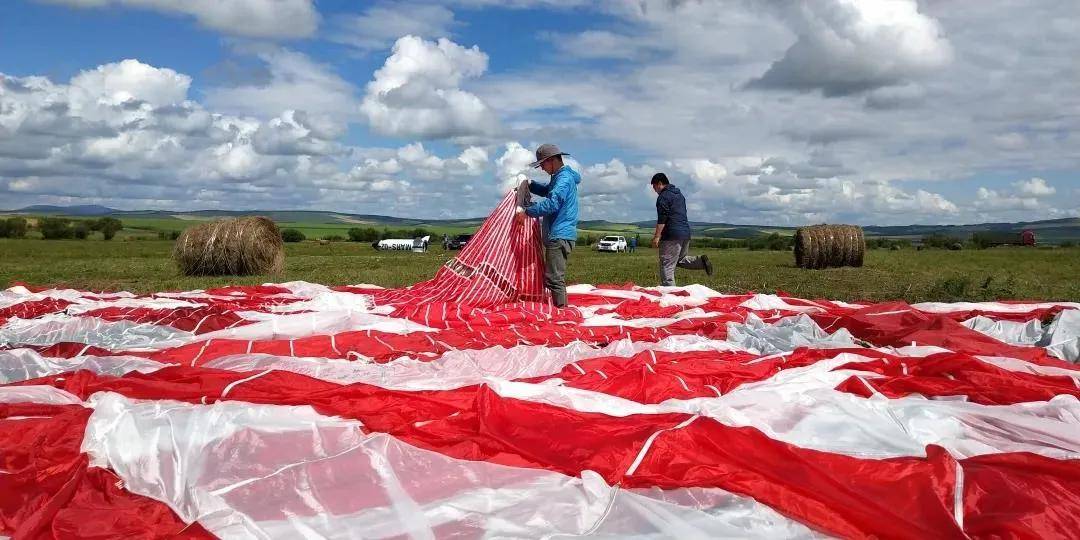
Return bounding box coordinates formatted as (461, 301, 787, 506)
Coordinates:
(2, 238, 1078, 302)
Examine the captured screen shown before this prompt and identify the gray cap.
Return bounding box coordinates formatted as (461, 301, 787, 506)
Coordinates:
(529, 143, 570, 168)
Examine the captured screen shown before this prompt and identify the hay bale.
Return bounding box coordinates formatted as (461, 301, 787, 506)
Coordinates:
(173, 217, 284, 276)
(794, 224, 865, 269)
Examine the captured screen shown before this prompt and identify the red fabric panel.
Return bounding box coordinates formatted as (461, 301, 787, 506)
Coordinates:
(834, 353, 1080, 405)
(962, 451, 1080, 538)
(82, 306, 249, 334)
(0, 298, 72, 326)
(0, 402, 211, 539)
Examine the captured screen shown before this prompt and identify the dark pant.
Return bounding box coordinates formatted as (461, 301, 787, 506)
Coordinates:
(544, 239, 574, 307)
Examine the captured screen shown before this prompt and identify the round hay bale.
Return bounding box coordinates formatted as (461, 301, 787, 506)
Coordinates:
(173, 217, 284, 276)
(794, 224, 865, 269)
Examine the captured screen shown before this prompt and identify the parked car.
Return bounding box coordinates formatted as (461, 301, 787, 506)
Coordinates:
(446, 234, 473, 250)
(596, 235, 628, 252)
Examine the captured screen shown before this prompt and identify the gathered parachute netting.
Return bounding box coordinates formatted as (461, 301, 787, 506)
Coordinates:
(374, 189, 547, 310)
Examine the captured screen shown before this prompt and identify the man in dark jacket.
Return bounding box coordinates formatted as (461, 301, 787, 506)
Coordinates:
(650, 173, 712, 286)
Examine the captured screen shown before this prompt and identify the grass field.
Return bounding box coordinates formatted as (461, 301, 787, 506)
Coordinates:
(2, 238, 1077, 302)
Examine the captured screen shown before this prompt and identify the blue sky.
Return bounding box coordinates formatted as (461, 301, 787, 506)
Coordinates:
(1, 0, 1077, 225)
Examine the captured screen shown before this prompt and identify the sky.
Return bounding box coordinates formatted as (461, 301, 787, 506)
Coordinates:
(0, 0, 1077, 226)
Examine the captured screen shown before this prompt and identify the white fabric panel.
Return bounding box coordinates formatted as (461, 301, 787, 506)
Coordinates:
(737, 294, 827, 313)
(976, 355, 1080, 382)
(725, 314, 857, 355)
(0, 385, 84, 405)
(207, 309, 435, 341)
(62, 296, 207, 315)
(0, 285, 135, 310)
(0, 315, 194, 350)
(1043, 309, 1080, 362)
(963, 315, 1044, 346)
(203, 335, 747, 390)
(82, 393, 820, 539)
(0, 348, 165, 384)
(913, 301, 1080, 314)
(264, 291, 374, 314)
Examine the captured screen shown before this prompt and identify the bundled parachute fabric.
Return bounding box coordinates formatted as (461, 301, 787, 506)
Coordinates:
(374, 189, 546, 309)
(795, 224, 866, 269)
(173, 217, 284, 276)
(2, 281, 1080, 538)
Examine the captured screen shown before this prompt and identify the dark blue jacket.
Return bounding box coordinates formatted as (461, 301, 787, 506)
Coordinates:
(656, 184, 691, 240)
(525, 165, 581, 241)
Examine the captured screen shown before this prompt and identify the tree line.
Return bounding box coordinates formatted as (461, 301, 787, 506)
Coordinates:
(280, 227, 438, 243)
(0, 217, 123, 240)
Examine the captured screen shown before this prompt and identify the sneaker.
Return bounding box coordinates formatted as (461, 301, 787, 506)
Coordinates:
(701, 254, 714, 276)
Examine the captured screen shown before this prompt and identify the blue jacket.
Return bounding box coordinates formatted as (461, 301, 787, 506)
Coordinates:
(656, 184, 691, 240)
(525, 165, 580, 241)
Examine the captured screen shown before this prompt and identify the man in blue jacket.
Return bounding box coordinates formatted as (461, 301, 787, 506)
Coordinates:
(517, 143, 580, 307)
(651, 173, 712, 286)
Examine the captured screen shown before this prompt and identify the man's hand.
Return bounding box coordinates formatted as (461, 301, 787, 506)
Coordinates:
(651, 236, 660, 249)
(515, 206, 526, 224)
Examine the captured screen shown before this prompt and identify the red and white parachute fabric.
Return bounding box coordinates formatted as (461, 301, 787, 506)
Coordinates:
(376, 189, 547, 309)
(2, 204, 1080, 538)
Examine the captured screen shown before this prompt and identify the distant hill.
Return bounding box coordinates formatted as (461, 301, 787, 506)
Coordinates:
(14, 204, 118, 216)
(4, 205, 1078, 243)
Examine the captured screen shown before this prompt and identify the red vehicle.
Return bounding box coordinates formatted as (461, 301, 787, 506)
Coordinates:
(1020, 229, 1036, 246)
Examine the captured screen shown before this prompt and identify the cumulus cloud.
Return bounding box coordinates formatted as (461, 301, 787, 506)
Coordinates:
(749, 0, 952, 95)
(252, 110, 343, 156)
(333, 3, 457, 53)
(494, 142, 535, 190)
(40, 0, 319, 38)
(68, 59, 191, 107)
(360, 36, 498, 140)
(204, 49, 358, 127)
(0, 58, 507, 217)
(1014, 177, 1055, 197)
(665, 157, 958, 224)
(974, 187, 1041, 212)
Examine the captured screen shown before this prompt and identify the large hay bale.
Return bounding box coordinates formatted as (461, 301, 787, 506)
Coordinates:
(173, 217, 284, 276)
(794, 224, 865, 269)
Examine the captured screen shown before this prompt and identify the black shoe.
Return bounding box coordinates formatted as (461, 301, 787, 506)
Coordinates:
(702, 254, 713, 276)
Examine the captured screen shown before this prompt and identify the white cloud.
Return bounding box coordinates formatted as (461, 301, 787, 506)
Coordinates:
(40, 0, 319, 38)
(1014, 177, 1056, 197)
(495, 142, 536, 190)
(252, 110, 343, 156)
(547, 30, 660, 60)
(204, 49, 358, 127)
(69, 59, 191, 107)
(975, 187, 1041, 212)
(0, 59, 497, 215)
(333, 3, 457, 52)
(750, 0, 953, 95)
(360, 36, 498, 140)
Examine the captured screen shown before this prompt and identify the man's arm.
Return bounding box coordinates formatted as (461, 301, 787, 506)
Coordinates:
(653, 193, 670, 247)
(528, 180, 550, 197)
(652, 223, 665, 248)
(525, 175, 567, 217)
